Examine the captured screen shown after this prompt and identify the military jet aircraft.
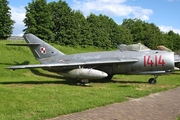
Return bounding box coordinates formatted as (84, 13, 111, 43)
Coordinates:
(7, 34, 176, 85)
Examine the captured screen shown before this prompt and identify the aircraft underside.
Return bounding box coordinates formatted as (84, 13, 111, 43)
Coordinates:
(43, 64, 171, 85)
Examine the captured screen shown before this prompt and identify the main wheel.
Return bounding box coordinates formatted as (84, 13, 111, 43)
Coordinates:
(77, 79, 90, 86)
(148, 78, 157, 84)
(104, 74, 113, 81)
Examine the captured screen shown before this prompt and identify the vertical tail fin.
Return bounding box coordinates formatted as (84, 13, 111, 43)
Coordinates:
(24, 34, 65, 59)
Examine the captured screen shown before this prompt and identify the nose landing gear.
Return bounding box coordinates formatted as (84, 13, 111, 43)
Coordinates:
(148, 75, 158, 84)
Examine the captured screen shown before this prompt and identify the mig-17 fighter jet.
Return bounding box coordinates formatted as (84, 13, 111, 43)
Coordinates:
(7, 34, 176, 85)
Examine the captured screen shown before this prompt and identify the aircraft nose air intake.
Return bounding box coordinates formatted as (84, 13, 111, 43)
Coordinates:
(165, 52, 175, 70)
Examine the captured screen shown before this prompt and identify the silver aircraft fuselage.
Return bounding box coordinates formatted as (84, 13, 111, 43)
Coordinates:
(39, 49, 174, 76)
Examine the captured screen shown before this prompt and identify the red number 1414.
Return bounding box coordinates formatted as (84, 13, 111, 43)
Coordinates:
(144, 55, 165, 67)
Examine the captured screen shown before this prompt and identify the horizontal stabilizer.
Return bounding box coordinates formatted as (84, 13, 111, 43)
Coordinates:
(6, 43, 40, 46)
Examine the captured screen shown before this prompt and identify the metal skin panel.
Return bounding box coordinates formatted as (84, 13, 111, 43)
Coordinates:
(7, 34, 176, 81)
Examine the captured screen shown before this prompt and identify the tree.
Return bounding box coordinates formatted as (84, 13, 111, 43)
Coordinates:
(115, 25, 133, 45)
(23, 1, 180, 50)
(163, 30, 180, 51)
(48, 0, 72, 45)
(122, 18, 164, 49)
(23, 0, 54, 42)
(87, 14, 113, 49)
(122, 18, 145, 43)
(142, 23, 164, 49)
(70, 10, 92, 47)
(173, 33, 180, 51)
(0, 0, 15, 39)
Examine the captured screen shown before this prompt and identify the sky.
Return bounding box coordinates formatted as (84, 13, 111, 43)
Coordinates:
(8, 0, 180, 36)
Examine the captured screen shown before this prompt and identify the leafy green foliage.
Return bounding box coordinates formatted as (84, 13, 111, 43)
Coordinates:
(22, 1, 180, 50)
(87, 14, 110, 49)
(23, 0, 55, 41)
(163, 30, 180, 51)
(70, 10, 93, 47)
(121, 18, 180, 50)
(0, 0, 15, 39)
(48, 0, 72, 44)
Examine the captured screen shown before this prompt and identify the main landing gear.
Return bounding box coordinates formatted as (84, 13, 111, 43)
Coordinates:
(148, 75, 158, 84)
(77, 79, 90, 86)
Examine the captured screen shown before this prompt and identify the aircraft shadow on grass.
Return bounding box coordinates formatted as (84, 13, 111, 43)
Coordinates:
(0, 79, 147, 86)
(172, 72, 180, 75)
(0, 61, 30, 66)
(29, 68, 63, 79)
(13, 61, 30, 65)
(0, 62, 16, 66)
(0, 80, 66, 85)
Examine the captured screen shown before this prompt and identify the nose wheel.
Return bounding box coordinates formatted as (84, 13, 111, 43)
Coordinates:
(148, 75, 158, 84)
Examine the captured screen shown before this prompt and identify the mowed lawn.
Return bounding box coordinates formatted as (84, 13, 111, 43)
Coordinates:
(0, 40, 180, 120)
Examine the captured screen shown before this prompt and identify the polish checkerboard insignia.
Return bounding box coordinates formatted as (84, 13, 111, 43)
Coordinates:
(40, 47, 46, 54)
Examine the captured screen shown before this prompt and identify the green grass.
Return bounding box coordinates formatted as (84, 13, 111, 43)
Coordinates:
(0, 40, 180, 120)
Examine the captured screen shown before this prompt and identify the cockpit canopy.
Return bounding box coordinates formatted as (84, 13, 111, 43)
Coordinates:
(117, 43, 151, 51)
(157, 46, 172, 52)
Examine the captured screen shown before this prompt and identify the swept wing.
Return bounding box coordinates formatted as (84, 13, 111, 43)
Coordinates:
(7, 58, 138, 70)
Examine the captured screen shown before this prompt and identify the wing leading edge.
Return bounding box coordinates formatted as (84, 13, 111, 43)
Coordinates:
(6, 58, 138, 70)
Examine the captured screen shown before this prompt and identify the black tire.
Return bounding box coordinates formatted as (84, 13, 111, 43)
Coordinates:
(148, 78, 157, 84)
(105, 74, 113, 80)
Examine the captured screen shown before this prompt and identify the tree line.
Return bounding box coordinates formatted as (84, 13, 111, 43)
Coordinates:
(0, 0, 14, 39)
(1, 0, 180, 51)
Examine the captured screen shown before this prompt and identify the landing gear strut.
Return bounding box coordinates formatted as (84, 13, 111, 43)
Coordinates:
(104, 74, 113, 81)
(77, 79, 90, 86)
(148, 75, 158, 84)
